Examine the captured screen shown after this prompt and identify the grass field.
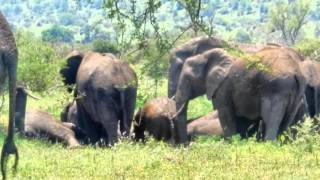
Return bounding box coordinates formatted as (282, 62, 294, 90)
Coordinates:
(0, 80, 320, 179)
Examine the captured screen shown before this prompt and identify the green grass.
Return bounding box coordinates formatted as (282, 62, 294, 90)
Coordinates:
(1, 134, 320, 179)
(0, 80, 320, 179)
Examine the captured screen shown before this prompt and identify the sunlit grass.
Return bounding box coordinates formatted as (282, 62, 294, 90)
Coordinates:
(0, 79, 320, 179)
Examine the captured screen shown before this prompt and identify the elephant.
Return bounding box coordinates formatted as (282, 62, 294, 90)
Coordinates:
(187, 111, 259, 138)
(187, 111, 223, 137)
(60, 51, 137, 145)
(173, 46, 306, 144)
(168, 36, 227, 98)
(300, 59, 320, 118)
(60, 101, 78, 126)
(15, 87, 80, 148)
(133, 97, 176, 142)
(0, 11, 19, 179)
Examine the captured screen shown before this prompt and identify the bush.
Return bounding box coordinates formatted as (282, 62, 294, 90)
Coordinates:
(41, 25, 74, 43)
(294, 39, 320, 61)
(91, 39, 119, 54)
(234, 29, 251, 43)
(16, 31, 63, 92)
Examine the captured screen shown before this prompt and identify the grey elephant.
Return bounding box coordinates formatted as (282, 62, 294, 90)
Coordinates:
(168, 36, 227, 98)
(0, 11, 19, 179)
(60, 51, 137, 145)
(15, 87, 80, 148)
(187, 111, 223, 137)
(60, 101, 78, 126)
(172, 46, 306, 144)
(133, 97, 176, 142)
(300, 59, 320, 117)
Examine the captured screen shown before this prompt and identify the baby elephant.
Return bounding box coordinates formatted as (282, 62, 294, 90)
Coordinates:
(187, 111, 223, 137)
(15, 87, 80, 148)
(133, 97, 176, 142)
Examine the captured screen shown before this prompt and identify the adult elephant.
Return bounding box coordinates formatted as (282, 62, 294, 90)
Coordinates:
(15, 87, 80, 148)
(300, 59, 320, 117)
(168, 36, 227, 97)
(0, 12, 18, 179)
(173, 47, 306, 144)
(60, 52, 137, 145)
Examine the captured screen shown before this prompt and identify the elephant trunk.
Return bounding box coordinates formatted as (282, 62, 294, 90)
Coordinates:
(1, 57, 19, 180)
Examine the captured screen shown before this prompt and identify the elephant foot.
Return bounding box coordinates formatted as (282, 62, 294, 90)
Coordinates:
(67, 137, 81, 148)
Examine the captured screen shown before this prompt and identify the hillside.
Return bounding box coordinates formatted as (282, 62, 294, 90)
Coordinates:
(1, 0, 320, 44)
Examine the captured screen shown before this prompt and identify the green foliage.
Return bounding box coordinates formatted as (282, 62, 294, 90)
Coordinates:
(91, 39, 119, 54)
(294, 39, 320, 61)
(269, 0, 311, 45)
(234, 29, 251, 43)
(41, 25, 74, 43)
(16, 31, 63, 92)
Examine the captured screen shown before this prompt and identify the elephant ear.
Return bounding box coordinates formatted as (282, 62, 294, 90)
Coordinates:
(60, 50, 84, 88)
(205, 49, 233, 99)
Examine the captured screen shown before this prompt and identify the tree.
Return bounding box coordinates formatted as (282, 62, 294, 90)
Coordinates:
(269, 0, 311, 45)
(41, 25, 74, 43)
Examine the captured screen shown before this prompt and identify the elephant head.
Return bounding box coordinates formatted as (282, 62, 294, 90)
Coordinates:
(168, 36, 226, 98)
(0, 11, 19, 179)
(60, 50, 84, 93)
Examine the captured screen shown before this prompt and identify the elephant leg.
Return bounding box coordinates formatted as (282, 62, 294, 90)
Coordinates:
(217, 106, 237, 137)
(76, 100, 100, 144)
(120, 87, 136, 136)
(104, 123, 118, 146)
(94, 98, 119, 146)
(261, 95, 287, 140)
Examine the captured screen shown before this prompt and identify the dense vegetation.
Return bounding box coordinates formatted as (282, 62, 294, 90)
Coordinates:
(0, 0, 320, 179)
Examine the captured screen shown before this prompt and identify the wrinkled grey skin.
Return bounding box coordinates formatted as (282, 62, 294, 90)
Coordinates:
(61, 52, 137, 145)
(133, 97, 176, 142)
(15, 87, 80, 148)
(187, 111, 223, 137)
(60, 101, 78, 126)
(300, 59, 320, 118)
(0, 11, 18, 179)
(173, 47, 306, 144)
(168, 36, 226, 98)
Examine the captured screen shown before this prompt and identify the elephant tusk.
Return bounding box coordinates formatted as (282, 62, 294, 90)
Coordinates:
(169, 95, 175, 100)
(169, 102, 185, 120)
(18, 86, 40, 100)
(25, 91, 40, 100)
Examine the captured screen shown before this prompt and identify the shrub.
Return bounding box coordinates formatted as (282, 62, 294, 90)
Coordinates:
(294, 39, 320, 61)
(16, 31, 63, 92)
(91, 39, 119, 54)
(234, 29, 252, 43)
(41, 25, 74, 43)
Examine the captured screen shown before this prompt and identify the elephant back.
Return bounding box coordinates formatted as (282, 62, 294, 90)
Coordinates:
(77, 52, 137, 89)
(143, 97, 176, 119)
(255, 47, 304, 77)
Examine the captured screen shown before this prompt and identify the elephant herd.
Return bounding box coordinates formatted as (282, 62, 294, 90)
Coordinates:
(1, 10, 320, 179)
(14, 36, 320, 148)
